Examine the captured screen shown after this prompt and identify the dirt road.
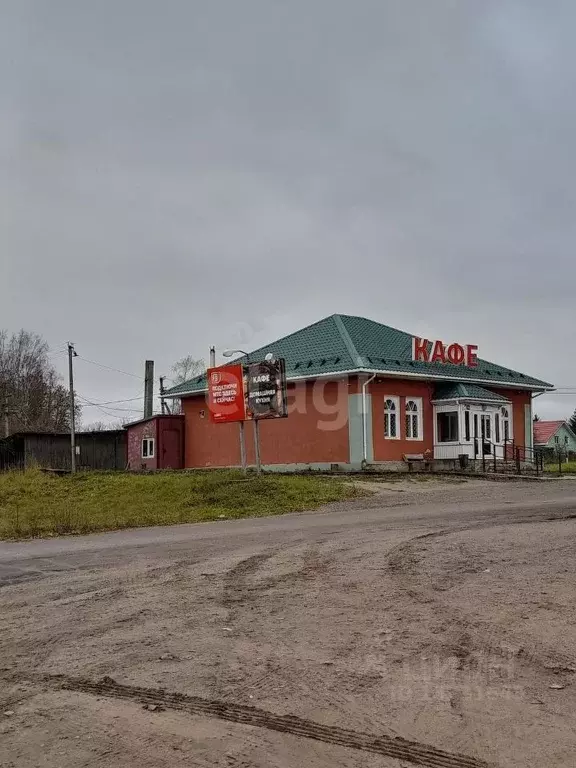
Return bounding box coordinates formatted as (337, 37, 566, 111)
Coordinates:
(1, 478, 576, 768)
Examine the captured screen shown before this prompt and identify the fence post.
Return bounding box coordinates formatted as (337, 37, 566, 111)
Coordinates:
(493, 447, 497, 473)
(559, 452, 563, 476)
(515, 447, 521, 475)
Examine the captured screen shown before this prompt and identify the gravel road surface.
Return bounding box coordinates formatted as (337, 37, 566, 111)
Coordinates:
(1, 478, 576, 768)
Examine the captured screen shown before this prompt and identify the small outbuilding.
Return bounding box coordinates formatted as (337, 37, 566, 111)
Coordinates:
(0, 430, 127, 471)
(125, 415, 185, 470)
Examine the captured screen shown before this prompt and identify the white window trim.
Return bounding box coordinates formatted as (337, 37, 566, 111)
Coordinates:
(142, 437, 155, 459)
(501, 405, 513, 442)
(384, 395, 400, 440)
(405, 397, 423, 441)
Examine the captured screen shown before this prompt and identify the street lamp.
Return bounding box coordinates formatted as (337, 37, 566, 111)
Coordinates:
(223, 349, 249, 359)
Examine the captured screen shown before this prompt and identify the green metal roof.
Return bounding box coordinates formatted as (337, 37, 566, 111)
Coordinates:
(432, 383, 510, 402)
(163, 314, 553, 397)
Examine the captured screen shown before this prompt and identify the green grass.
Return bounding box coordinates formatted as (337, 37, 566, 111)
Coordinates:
(0, 469, 361, 540)
(544, 460, 576, 474)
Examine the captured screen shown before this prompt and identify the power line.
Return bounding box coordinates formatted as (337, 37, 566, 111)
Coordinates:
(79, 394, 145, 406)
(77, 396, 142, 413)
(76, 356, 144, 380)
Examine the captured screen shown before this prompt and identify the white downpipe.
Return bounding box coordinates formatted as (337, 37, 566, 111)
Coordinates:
(362, 374, 377, 467)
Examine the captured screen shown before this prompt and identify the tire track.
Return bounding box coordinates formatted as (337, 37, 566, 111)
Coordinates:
(222, 551, 277, 609)
(45, 674, 496, 768)
(385, 515, 576, 674)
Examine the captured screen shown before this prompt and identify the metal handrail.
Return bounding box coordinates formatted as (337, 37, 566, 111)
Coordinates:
(443, 438, 544, 475)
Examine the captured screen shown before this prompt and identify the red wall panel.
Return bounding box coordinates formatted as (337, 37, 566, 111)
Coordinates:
(370, 379, 435, 461)
(182, 379, 350, 467)
(127, 419, 158, 470)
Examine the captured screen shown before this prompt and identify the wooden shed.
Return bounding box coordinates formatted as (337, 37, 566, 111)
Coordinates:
(0, 431, 127, 471)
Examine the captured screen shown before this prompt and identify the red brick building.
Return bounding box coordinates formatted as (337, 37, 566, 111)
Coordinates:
(125, 415, 184, 470)
(162, 315, 553, 471)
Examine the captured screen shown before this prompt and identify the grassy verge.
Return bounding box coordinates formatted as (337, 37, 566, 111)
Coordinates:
(544, 461, 576, 474)
(0, 469, 361, 540)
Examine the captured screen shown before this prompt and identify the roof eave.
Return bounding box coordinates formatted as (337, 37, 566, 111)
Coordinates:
(162, 366, 553, 398)
(431, 396, 511, 405)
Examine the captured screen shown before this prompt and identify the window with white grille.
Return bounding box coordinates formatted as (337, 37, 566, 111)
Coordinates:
(405, 398, 423, 440)
(384, 397, 400, 439)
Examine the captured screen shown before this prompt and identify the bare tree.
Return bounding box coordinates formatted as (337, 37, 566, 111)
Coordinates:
(168, 355, 205, 414)
(0, 329, 81, 434)
(83, 420, 125, 432)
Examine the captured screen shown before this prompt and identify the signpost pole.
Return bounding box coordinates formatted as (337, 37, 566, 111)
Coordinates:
(253, 419, 262, 475)
(239, 421, 247, 474)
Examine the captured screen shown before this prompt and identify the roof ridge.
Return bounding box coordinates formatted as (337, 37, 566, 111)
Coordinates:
(233, 314, 340, 361)
(332, 315, 363, 367)
(338, 313, 414, 340)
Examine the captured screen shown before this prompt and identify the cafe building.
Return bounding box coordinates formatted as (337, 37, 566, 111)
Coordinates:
(161, 314, 553, 471)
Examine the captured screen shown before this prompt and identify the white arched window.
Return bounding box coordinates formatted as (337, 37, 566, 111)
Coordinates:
(384, 396, 399, 439)
(501, 407, 512, 442)
(405, 397, 423, 440)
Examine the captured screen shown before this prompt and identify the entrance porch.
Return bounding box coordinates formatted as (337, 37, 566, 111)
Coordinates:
(432, 384, 512, 461)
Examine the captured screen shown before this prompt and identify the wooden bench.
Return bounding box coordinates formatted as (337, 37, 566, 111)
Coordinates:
(402, 453, 432, 472)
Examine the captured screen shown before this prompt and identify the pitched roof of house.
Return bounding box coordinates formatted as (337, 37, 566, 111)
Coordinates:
(163, 314, 553, 397)
(432, 383, 510, 403)
(533, 420, 568, 445)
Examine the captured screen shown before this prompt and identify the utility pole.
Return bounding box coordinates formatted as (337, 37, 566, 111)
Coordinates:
(144, 360, 154, 418)
(68, 343, 77, 473)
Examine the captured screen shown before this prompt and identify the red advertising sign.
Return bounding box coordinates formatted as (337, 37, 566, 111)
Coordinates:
(412, 338, 478, 368)
(207, 365, 247, 423)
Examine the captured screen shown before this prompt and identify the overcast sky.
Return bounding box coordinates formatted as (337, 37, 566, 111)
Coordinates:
(2, 0, 574, 424)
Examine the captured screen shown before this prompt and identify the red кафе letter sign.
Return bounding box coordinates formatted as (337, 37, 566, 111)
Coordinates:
(207, 364, 247, 423)
(412, 338, 478, 367)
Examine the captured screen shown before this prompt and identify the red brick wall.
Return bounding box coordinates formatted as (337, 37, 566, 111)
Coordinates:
(127, 419, 158, 470)
(491, 389, 531, 447)
(180, 378, 533, 467)
(182, 379, 350, 467)
(370, 378, 435, 461)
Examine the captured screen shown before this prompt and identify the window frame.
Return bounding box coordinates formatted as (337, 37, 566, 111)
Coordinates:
(142, 437, 155, 459)
(405, 397, 423, 441)
(501, 406, 513, 442)
(384, 396, 400, 440)
(437, 411, 459, 443)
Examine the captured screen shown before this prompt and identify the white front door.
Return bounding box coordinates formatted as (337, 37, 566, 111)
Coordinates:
(480, 414, 492, 453)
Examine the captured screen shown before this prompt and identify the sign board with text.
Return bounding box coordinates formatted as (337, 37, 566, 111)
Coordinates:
(207, 364, 246, 423)
(412, 338, 478, 368)
(207, 359, 288, 423)
(245, 359, 288, 420)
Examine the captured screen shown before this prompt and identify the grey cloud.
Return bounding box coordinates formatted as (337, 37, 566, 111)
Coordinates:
(1, 0, 574, 423)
